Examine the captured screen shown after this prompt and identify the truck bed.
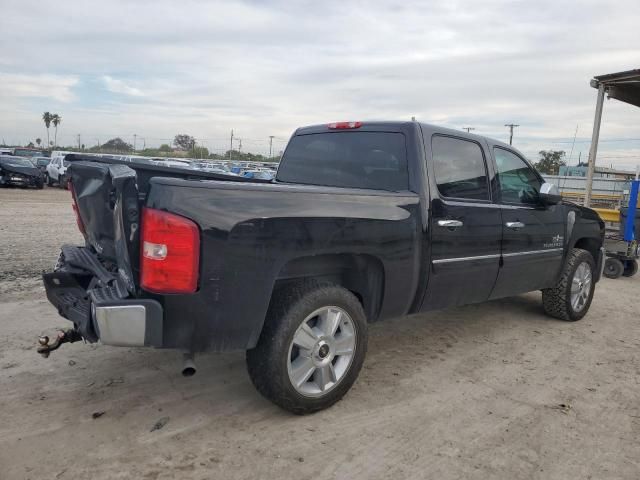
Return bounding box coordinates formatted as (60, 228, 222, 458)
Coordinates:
(66, 153, 270, 195)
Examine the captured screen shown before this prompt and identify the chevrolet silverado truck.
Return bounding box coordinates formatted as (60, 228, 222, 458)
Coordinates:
(41, 121, 605, 414)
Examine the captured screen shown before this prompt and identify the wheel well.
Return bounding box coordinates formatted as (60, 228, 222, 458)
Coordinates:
(573, 237, 600, 263)
(275, 254, 385, 321)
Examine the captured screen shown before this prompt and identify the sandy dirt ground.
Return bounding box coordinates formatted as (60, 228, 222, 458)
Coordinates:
(1, 187, 639, 480)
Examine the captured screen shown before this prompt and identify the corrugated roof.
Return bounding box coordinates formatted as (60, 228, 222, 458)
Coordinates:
(592, 69, 640, 108)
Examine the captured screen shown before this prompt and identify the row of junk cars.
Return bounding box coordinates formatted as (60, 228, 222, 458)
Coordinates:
(0, 147, 278, 189)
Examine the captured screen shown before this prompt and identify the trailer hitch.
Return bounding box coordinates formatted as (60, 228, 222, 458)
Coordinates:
(37, 328, 83, 358)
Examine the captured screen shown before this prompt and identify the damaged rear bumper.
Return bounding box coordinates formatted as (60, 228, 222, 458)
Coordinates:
(43, 245, 163, 347)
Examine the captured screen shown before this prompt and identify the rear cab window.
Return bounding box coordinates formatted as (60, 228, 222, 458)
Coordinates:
(276, 131, 409, 191)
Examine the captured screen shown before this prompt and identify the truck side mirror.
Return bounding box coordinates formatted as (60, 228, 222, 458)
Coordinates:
(539, 182, 561, 205)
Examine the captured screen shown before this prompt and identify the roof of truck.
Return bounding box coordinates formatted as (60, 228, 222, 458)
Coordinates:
(294, 121, 515, 151)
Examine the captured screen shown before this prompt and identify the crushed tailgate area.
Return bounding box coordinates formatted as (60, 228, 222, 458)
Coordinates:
(1, 188, 639, 479)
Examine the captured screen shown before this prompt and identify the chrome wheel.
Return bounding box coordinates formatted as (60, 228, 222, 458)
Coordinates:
(571, 261, 592, 312)
(287, 306, 357, 397)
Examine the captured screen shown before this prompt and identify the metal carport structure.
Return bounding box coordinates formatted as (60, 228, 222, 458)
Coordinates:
(584, 69, 640, 206)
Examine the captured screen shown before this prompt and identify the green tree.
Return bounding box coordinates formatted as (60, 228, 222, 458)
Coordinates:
(51, 114, 62, 147)
(35, 138, 42, 147)
(101, 137, 133, 152)
(189, 146, 209, 158)
(159, 143, 172, 152)
(534, 150, 566, 175)
(42, 112, 52, 148)
(173, 134, 196, 150)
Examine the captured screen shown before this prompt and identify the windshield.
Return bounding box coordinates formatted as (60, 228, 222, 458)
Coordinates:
(0, 157, 36, 168)
(12, 148, 42, 158)
(277, 131, 408, 191)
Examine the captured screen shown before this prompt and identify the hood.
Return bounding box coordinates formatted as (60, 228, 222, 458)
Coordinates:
(0, 163, 41, 177)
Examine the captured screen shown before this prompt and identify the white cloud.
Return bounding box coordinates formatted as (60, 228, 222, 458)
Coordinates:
(0, 73, 78, 102)
(102, 76, 145, 97)
(0, 0, 639, 163)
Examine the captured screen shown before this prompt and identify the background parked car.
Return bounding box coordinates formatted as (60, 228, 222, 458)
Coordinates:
(32, 157, 51, 177)
(46, 151, 73, 188)
(0, 156, 44, 189)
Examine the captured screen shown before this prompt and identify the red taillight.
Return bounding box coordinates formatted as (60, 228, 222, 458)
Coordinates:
(69, 181, 86, 235)
(328, 121, 362, 129)
(140, 207, 200, 294)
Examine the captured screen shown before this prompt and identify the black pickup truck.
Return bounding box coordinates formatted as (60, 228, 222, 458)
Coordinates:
(42, 121, 605, 414)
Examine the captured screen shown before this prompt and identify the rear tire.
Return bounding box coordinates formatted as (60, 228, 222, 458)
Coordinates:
(603, 258, 624, 279)
(246, 281, 368, 415)
(542, 248, 596, 321)
(622, 259, 638, 277)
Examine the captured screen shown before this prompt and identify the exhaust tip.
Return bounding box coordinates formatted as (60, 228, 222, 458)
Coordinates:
(182, 353, 196, 377)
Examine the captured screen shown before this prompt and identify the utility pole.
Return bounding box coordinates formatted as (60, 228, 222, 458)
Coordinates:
(504, 124, 519, 145)
(77, 134, 81, 149)
(584, 82, 606, 207)
(133, 134, 137, 152)
(229, 129, 234, 158)
(238, 138, 242, 154)
(269, 135, 275, 158)
(462, 127, 475, 133)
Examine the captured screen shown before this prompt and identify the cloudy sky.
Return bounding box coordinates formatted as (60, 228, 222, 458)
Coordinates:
(1, 0, 639, 166)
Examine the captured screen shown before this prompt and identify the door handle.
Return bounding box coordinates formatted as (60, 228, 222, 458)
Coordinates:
(437, 219, 463, 229)
(505, 221, 525, 229)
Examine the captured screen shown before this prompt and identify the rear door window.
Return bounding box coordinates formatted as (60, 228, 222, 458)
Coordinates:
(277, 132, 408, 191)
(431, 135, 490, 200)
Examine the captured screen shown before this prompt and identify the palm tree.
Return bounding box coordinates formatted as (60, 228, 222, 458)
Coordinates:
(42, 112, 52, 148)
(36, 138, 42, 148)
(51, 114, 62, 147)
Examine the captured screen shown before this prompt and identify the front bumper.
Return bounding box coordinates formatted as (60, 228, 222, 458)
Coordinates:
(43, 245, 163, 347)
(0, 174, 42, 187)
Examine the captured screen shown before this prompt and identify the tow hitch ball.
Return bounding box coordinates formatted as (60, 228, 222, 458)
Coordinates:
(37, 328, 82, 358)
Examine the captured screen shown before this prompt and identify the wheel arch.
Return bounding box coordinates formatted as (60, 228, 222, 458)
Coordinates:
(274, 253, 385, 323)
(573, 237, 601, 263)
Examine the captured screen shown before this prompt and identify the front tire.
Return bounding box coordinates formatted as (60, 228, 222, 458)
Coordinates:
(542, 248, 596, 321)
(247, 281, 368, 415)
